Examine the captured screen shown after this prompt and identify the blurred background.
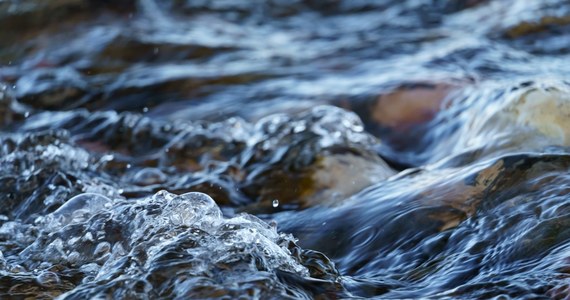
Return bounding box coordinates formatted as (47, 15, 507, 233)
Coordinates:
(1, 0, 568, 116)
(2, 0, 570, 165)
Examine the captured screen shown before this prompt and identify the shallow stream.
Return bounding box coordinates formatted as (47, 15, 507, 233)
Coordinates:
(2, 0, 570, 298)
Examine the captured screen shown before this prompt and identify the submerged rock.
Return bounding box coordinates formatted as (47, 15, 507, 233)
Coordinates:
(504, 86, 570, 145)
(452, 81, 570, 163)
(335, 81, 464, 167)
(377, 80, 570, 168)
(500, 0, 570, 39)
(16, 105, 393, 211)
(278, 152, 570, 298)
(240, 106, 394, 211)
(461, 0, 570, 54)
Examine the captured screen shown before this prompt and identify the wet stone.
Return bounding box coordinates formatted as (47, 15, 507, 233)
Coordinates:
(17, 106, 393, 210)
(452, 81, 570, 163)
(334, 81, 463, 167)
(240, 106, 394, 211)
(278, 152, 570, 298)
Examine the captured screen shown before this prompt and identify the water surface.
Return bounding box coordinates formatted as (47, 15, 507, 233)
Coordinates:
(2, 0, 570, 298)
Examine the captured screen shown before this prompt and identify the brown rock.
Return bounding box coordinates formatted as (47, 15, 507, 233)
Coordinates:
(371, 82, 457, 130)
(505, 15, 570, 39)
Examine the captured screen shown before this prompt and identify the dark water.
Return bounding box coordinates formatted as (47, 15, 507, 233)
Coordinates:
(2, 0, 570, 298)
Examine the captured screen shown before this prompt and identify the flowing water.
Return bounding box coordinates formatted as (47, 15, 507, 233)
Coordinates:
(1, 0, 570, 298)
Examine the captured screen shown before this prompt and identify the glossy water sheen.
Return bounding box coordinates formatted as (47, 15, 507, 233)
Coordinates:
(1, 0, 570, 299)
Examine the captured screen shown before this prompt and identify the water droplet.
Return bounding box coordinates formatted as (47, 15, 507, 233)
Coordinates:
(272, 199, 279, 208)
(126, 164, 132, 169)
(142, 107, 149, 113)
(24, 111, 30, 118)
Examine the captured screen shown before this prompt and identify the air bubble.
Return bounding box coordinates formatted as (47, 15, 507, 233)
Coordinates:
(36, 271, 60, 286)
(49, 193, 112, 228)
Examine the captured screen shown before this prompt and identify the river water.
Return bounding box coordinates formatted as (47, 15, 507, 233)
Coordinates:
(1, 0, 570, 299)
